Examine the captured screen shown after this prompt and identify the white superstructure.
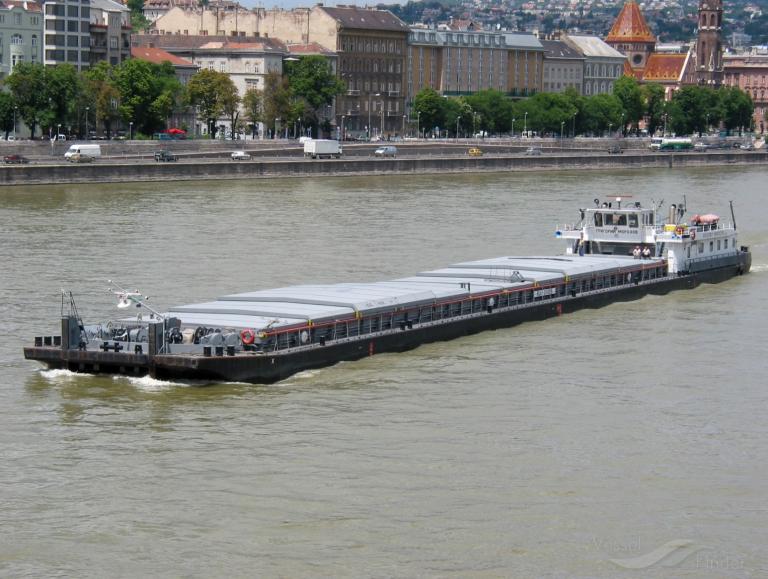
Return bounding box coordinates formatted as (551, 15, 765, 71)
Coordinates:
(555, 198, 740, 274)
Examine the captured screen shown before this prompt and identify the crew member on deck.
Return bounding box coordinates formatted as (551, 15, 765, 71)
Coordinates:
(642, 246, 651, 259)
(633, 246, 641, 259)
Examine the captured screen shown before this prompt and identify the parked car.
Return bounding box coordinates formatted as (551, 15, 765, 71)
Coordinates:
(468, 147, 483, 156)
(231, 150, 251, 160)
(374, 145, 397, 157)
(607, 145, 623, 154)
(154, 150, 178, 162)
(68, 153, 94, 163)
(693, 142, 710, 152)
(740, 142, 755, 151)
(525, 146, 542, 156)
(3, 154, 29, 164)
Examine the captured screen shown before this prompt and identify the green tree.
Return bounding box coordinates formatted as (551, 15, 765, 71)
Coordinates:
(284, 55, 344, 137)
(413, 87, 446, 136)
(242, 87, 262, 138)
(512, 92, 576, 135)
(719, 86, 754, 135)
(46, 64, 82, 136)
(83, 61, 121, 138)
(668, 86, 717, 135)
(127, 0, 150, 32)
(112, 59, 183, 135)
(5, 63, 49, 138)
(188, 69, 239, 139)
(641, 83, 665, 135)
(0, 92, 16, 139)
(261, 72, 292, 138)
(464, 89, 512, 135)
(580, 93, 624, 135)
(613, 76, 643, 134)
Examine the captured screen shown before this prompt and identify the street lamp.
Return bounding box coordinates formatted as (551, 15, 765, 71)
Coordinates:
(368, 93, 380, 140)
(511, 117, 515, 138)
(705, 112, 710, 136)
(402, 114, 406, 136)
(379, 100, 384, 139)
(572, 112, 576, 138)
(57, 123, 61, 139)
(608, 122, 612, 138)
(416, 111, 421, 138)
(341, 115, 345, 141)
(560, 121, 565, 148)
(129, 121, 133, 140)
(663, 114, 668, 137)
(620, 112, 624, 137)
(13, 106, 18, 140)
(523, 111, 528, 137)
(85, 106, 89, 140)
(455, 116, 461, 140)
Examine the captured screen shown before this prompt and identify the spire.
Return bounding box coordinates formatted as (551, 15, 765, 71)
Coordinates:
(606, 1, 656, 44)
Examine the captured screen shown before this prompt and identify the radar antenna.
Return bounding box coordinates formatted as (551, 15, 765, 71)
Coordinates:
(108, 280, 165, 321)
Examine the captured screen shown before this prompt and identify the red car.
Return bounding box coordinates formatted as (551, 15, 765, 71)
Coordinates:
(3, 154, 29, 164)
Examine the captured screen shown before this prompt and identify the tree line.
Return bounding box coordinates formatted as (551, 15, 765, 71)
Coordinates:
(412, 77, 757, 138)
(0, 55, 343, 140)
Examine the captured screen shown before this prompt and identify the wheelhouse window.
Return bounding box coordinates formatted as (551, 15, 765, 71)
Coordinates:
(603, 213, 627, 226)
(628, 213, 638, 228)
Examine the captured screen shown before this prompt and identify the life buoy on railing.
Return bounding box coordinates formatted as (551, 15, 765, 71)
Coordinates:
(240, 329, 256, 345)
(675, 226, 685, 236)
(690, 229, 696, 241)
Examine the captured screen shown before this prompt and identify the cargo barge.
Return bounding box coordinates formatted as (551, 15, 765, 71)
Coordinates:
(24, 198, 751, 383)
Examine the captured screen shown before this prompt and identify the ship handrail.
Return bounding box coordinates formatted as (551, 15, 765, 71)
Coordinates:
(272, 272, 674, 355)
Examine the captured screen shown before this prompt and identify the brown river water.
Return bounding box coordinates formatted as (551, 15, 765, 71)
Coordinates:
(1, 167, 766, 577)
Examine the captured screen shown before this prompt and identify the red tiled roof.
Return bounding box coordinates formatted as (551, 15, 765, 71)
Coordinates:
(642, 53, 687, 82)
(287, 42, 335, 56)
(606, 1, 656, 44)
(1, 0, 42, 12)
(131, 46, 195, 67)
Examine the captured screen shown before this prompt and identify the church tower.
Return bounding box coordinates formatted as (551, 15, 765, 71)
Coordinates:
(695, 0, 724, 85)
(605, 1, 656, 77)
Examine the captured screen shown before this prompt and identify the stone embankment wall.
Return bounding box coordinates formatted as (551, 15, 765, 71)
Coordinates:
(1, 151, 766, 186)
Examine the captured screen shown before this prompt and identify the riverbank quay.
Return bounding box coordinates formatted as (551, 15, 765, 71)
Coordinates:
(1, 149, 766, 186)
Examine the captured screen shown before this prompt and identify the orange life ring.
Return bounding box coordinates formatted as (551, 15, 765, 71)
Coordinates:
(690, 229, 696, 241)
(240, 329, 256, 345)
(675, 226, 684, 236)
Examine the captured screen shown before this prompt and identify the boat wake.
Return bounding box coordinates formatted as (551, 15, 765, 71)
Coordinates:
(117, 375, 185, 392)
(749, 263, 768, 273)
(39, 368, 90, 380)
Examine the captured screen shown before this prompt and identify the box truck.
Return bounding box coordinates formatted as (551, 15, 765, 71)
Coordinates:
(303, 140, 342, 159)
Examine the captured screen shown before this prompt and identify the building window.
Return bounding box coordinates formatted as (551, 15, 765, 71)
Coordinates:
(11, 34, 23, 45)
(32, 35, 38, 46)
(14, 13, 21, 25)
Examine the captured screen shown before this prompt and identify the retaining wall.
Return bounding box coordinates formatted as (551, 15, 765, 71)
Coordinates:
(1, 151, 765, 186)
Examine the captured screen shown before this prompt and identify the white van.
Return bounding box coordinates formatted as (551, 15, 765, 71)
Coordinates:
(64, 144, 102, 160)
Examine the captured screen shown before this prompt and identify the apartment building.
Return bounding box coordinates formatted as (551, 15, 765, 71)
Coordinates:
(0, 0, 42, 80)
(406, 27, 544, 101)
(89, 0, 130, 66)
(562, 34, 625, 96)
(724, 54, 768, 133)
(43, 0, 91, 70)
(541, 39, 584, 94)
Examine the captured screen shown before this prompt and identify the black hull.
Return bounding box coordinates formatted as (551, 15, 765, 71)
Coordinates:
(24, 257, 750, 384)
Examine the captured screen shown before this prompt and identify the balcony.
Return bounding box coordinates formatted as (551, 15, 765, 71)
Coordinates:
(387, 90, 399, 97)
(346, 89, 360, 96)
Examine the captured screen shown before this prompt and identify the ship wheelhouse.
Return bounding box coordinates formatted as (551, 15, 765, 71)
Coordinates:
(557, 199, 658, 257)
